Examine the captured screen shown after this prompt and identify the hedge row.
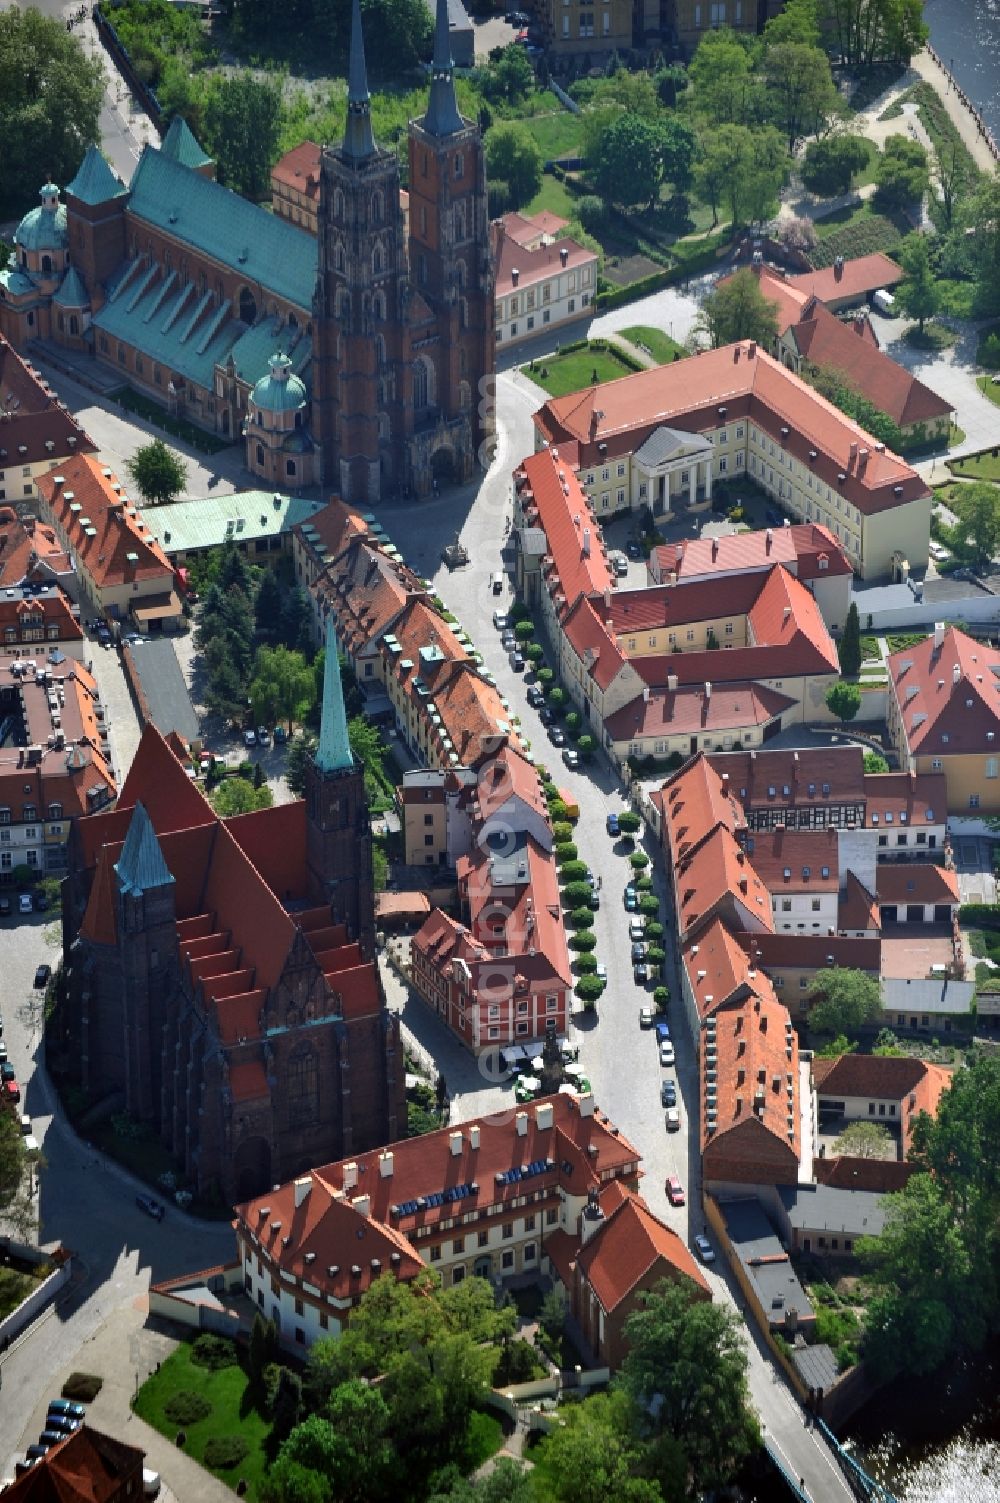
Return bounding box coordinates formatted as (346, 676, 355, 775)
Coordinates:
(960, 903, 1000, 930)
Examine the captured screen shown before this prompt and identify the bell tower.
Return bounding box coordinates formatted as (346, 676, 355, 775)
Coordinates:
(305, 622, 375, 956)
(406, 0, 495, 470)
(312, 0, 408, 501)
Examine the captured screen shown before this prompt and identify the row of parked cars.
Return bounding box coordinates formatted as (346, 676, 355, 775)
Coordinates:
(13, 1399, 160, 1493)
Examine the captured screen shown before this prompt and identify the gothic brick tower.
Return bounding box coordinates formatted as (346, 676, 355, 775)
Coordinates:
(406, 0, 495, 480)
(64, 145, 128, 312)
(305, 622, 375, 955)
(312, 0, 408, 502)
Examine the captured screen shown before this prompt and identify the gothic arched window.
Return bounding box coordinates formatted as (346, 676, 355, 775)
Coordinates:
(413, 356, 434, 410)
(239, 287, 257, 325)
(454, 201, 467, 241)
(334, 241, 346, 274)
(375, 333, 385, 366)
(286, 1047, 319, 1129)
(371, 189, 384, 223)
(459, 296, 468, 330)
(373, 291, 386, 321)
(335, 288, 350, 322)
(333, 188, 345, 220)
(459, 380, 471, 412)
(372, 244, 383, 275)
(378, 411, 390, 441)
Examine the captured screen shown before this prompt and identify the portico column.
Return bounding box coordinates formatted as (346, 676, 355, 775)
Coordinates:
(704, 459, 713, 500)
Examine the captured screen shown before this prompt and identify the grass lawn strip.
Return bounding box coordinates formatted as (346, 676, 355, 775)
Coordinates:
(949, 448, 1000, 482)
(134, 1341, 271, 1499)
(524, 345, 635, 397)
(618, 325, 687, 364)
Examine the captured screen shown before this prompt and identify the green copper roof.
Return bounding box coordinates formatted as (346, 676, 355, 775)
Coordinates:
(53, 265, 90, 308)
(143, 490, 325, 555)
(228, 316, 311, 388)
(343, 0, 375, 161)
(115, 802, 175, 896)
(65, 145, 127, 206)
(160, 116, 214, 171)
(93, 258, 245, 392)
(128, 146, 317, 310)
(316, 619, 354, 774)
(251, 352, 308, 413)
(423, 0, 464, 137)
(15, 202, 68, 253)
(0, 267, 39, 298)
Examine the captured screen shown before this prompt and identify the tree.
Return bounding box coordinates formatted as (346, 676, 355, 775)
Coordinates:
(248, 1312, 276, 1389)
(687, 27, 757, 126)
(806, 966, 883, 1034)
(659, 116, 696, 195)
(203, 72, 283, 202)
(654, 63, 688, 109)
(594, 114, 663, 210)
(484, 124, 542, 212)
(762, 43, 839, 151)
(541, 1392, 661, 1503)
(125, 440, 188, 507)
(949, 482, 1000, 568)
(874, 134, 930, 212)
(315, 1380, 395, 1502)
(819, 0, 927, 67)
(210, 775, 273, 816)
(479, 44, 534, 106)
(763, 0, 822, 47)
(800, 134, 871, 197)
(969, 171, 1000, 317)
(620, 1280, 759, 1494)
(250, 645, 316, 732)
(286, 732, 317, 797)
(254, 568, 285, 641)
(895, 234, 940, 333)
(815, 1032, 859, 1058)
(261, 1457, 330, 1503)
(428, 1459, 534, 1503)
(697, 268, 780, 349)
(864, 752, 889, 773)
(0, 9, 104, 217)
(839, 601, 862, 677)
(271, 1367, 304, 1444)
(575, 975, 605, 1004)
(834, 1120, 894, 1157)
(825, 680, 861, 725)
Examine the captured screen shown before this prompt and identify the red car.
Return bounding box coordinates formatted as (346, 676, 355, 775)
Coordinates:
(665, 1174, 685, 1207)
(2, 1079, 21, 1104)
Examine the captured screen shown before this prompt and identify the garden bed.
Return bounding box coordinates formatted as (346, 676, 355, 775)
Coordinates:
(809, 206, 904, 264)
(112, 387, 232, 455)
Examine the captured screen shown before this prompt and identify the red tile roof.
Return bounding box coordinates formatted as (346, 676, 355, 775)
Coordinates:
(708, 744, 865, 811)
(604, 679, 793, 744)
(702, 991, 801, 1173)
(786, 252, 905, 305)
(675, 824, 774, 939)
(746, 827, 840, 891)
(875, 861, 959, 906)
(0, 654, 115, 823)
(812, 1052, 949, 1108)
(862, 769, 946, 827)
(737, 932, 880, 974)
(0, 337, 96, 471)
(601, 572, 762, 635)
(653, 521, 852, 584)
(516, 449, 615, 615)
(839, 871, 881, 933)
(575, 1190, 710, 1312)
(0, 1424, 144, 1503)
(888, 625, 1000, 756)
(560, 596, 627, 691)
(534, 341, 927, 518)
(683, 915, 770, 1021)
(35, 454, 175, 595)
(661, 753, 745, 863)
(493, 217, 598, 297)
(271, 140, 321, 200)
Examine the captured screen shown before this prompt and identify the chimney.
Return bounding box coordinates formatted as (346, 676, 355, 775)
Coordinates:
(294, 1177, 311, 1208)
(559, 246, 568, 267)
(667, 673, 678, 691)
(933, 621, 945, 650)
(379, 1151, 394, 1178)
(515, 1111, 528, 1137)
(748, 341, 756, 357)
(766, 527, 772, 552)
(342, 1161, 359, 1191)
(449, 1130, 463, 1157)
(705, 681, 712, 701)
(783, 605, 792, 625)
(580, 1188, 604, 1245)
(711, 538, 719, 560)
(643, 685, 650, 703)
(834, 255, 844, 279)
(578, 1093, 596, 1118)
(953, 663, 961, 684)
(535, 1101, 554, 1130)
(352, 1194, 371, 1218)
(511, 268, 520, 286)
(604, 589, 611, 609)
(469, 1124, 480, 1150)
(582, 527, 591, 557)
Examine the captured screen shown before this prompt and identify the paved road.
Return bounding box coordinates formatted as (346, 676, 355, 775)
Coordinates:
(0, 912, 235, 1475)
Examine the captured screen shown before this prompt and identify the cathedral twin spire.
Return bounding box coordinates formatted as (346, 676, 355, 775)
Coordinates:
(343, 0, 462, 161)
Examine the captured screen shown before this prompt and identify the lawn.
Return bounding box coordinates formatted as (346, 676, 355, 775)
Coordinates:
(619, 325, 687, 364)
(976, 375, 1000, 410)
(524, 171, 580, 224)
(0, 1266, 40, 1322)
(523, 344, 635, 397)
(520, 111, 585, 162)
(885, 632, 927, 652)
(903, 322, 958, 351)
(860, 635, 882, 662)
(134, 1341, 271, 1499)
(112, 387, 232, 455)
(950, 449, 1000, 481)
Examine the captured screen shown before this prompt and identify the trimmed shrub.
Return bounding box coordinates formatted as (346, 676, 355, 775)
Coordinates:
(191, 1335, 237, 1370)
(566, 906, 596, 929)
(537, 667, 555, 687)
(203, 1436, 250, 1471)
(575, 974, 606, 1003)
(164, 1391, 212, 1426)
(636, 876, 654, 892)
(548, 687, 568, 709)
(63, 1374, 103, 1402)
(525, 642, 545, 662)
(617, 810, 641, 834)
(565, 711, 582, 734)
(629, 851, 650, 870)
(577, 735, 595, 758)
(568, 930, 597, 952)
(549, 800, 569, 822)
(645, 921, 664, 941)
(646, 946, 666, 968)
(555, 842, 579, 865)
(552, 820, 574, 843)
(562, 880, 593, 907)
(574, 953, 599, 975)
(653, 986, 670, 1010)
(559, 860, 588, 883)
(514, 620, 535, 642)
(509, 602, 533, 624)
(639, 894, 660, 917)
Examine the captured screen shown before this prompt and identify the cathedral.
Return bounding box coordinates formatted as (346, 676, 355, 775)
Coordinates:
(60, 634, 405, 1203)
(0, 0, 494, 501)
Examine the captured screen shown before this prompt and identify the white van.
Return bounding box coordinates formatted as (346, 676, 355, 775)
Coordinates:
(873, 288, 896, 315)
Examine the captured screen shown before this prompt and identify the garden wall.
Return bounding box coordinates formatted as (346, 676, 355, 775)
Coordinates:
(857, 594, 1000, 632)
(0, 1245, 72, 1348)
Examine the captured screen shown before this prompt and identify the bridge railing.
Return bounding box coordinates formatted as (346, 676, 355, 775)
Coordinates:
(815, 1418, 900, 1503)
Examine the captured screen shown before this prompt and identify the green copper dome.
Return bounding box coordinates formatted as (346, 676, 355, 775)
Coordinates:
(15, 184, 68, 254)
(251, 353, 307, 414)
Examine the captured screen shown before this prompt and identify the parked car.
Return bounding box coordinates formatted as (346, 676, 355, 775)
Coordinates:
(19, 1114, 31, 1136)
(18, 893, 32, 914)
(504, 8, 530, 22)
(2, 1079, 20, 1104)
(96, 625, 112, 647)
(693, 1233, 716, 1264)
(624, 887, 638, 912)
(501, 630, 517, 651)
(562, 748, 580, 770)
(25, 1447, 50, 1462)
(666, 1174, 686, 1207)
(634, 963, 647, 985)
(655, 1020, 670, 1043)
(47, 1401, 86, 1421)
(660, 1079, 676, 1108)
(548, 726, 566, 747)
(631, 941, 646, 963)
(665, 1107, 681, 1132)
(629, 918, 646, 940)
(526, 684, 545, 708)
(143, 1468, 161, 1498)
(659, 1040, 675, 1067)
(613, 555, 628, 577)
(256, 727, 271, 747)
(0, 896, 10, 917)
(243, 729, 257, 748)
(1, 1061, 16, 1082)
(509, 651, 525, 673)
(539, 706, 555, 726)
(638, 1006, 654, 1028)
(595, 963, 607, 983)
(33, 964, 51, 989)
(765, 507, 781, 526)
(43, 1415, 80, 1435)
(493, 609, 509, 631)
(606, 812, 620, 837)
(135, 1194, 165, 1221)
(273, 726, 288, 745)
(587, 890, 600, 910)
(626, 540, 643, 560)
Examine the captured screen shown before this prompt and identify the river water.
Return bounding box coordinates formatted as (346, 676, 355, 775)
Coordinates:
(924, 0, 1000, 136)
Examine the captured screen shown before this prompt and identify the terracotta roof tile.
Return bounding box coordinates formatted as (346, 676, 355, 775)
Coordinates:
(575, 1190, 710, 1311)
(271, 140, 321, 200)
(516, 449, 615, 614)
(875, 861, 959, 906)
(35, 454, 175, 594)
(0, 1424, 144, 1503)
(839, 871, 881, 933)
(606, 680, 793, 744)
(654, 521, 852, 584)
(786, 252, 905, 304)
(737, 931, 880, 973)
(708, 745, 865, 810)
(0, 337, 96, 471)
(682, 915, 766, 1021)
(675, 824, 774, 939)
(661, 753, 745, 863)
(862, 770, 946, 827)
(702, 991, 800, 1171)
(888, 625, 1000, 756)
(745, 827, 840, 890)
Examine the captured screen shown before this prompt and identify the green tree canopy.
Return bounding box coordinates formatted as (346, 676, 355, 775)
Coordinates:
(800, 133, 872, 197)
(479, 44, 534, 106)
(484, 123, 542, 212)
(895, 233, 940, 333)
(874, 133, 930, 211)
(864, 752, 889, 773)
(694, 125, 788, 228)
(688, 27, 758, 125)
(948, 482, 1000, 568)
(620, 1279, 759, 1494)
(762, 41, 839, 150)
(818, 0, 927, 67)
(540, 1391, 661, 1503)
(594, 113, 664, 210)
(203, 72, 284, 202)
(833, 1120, 894, 1157)
(250, 645, 316, 731)
(806, 966, 882, 1035)
(697, 268, 781, 348)
(209, 776, 273, 816)
(825, 679, 862, 725)
(838, 601, 862, 677)
(125, 439, 188, 507)
(763, 0, 822, 46)
(0, 8, 104, 218)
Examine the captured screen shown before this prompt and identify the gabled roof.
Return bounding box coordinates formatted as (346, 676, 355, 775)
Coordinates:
(575, 1190, 710, 1313)
(738, 931, 880, 974)
(745, 827, 840, 891)
(812, 1051, 948, 1109)
(159, 115, 214, 171)
(707, 744, 865, 810)
(0, 337, 96, 468)
(604, 679, 793, 745)
(661, 753, 744, 864)
(889, 625, 1000, 756)
(862, 770, 946, 827)
(675, 824, 774, 939)
(875, 861, 959, 906)
(839, 870, 880, 933)
(786, 251, 905, 305)
(115, 801, 174, 895)
(35, 455, 174, 593)
(492, 219, 598, 297)
(0, 1424, 144, 1503)
(65, 144, 128, 205)
(316, 619, 354, 773)
(128, 144, 316, 310)
(271, 140, 322, 201)
(702, 991, 800, 1173)
(654, 521, 852, 584)
(683, 914, 766, 1022)
(515, 449, 614, 616)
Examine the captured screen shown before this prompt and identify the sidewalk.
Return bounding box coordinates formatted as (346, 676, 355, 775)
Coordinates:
(911, 48, 999, 173)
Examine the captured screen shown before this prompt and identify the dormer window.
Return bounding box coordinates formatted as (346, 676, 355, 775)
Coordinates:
(821, 866, 829, 878)
(941, 733, 950, 744)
